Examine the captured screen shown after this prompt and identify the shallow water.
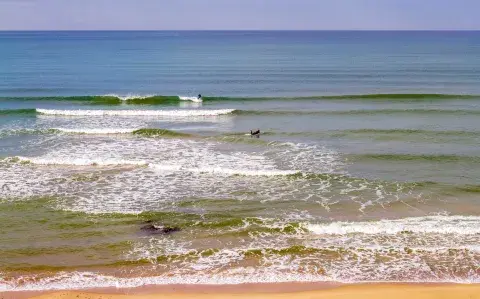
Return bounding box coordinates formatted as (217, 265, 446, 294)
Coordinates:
(1, 31, 480, 290)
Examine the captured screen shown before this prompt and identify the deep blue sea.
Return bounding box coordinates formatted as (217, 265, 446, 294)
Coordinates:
(1, 31, 480, 96)
(1, 31, 480, 290)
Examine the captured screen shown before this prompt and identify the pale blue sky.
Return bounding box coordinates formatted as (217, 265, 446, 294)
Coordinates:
(0, 0, 479, 30)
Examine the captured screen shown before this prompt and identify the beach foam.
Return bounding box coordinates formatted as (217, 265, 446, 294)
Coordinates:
(1, 256, 480, 292)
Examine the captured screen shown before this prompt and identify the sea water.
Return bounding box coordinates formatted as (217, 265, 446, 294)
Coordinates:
(1, 31, 480, 290)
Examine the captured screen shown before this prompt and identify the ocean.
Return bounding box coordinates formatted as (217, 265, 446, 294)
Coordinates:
(1, 31, 480, 291)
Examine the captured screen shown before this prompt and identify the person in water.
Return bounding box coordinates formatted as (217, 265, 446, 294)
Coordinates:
(250, 129, 260, 137)
(197, 94, 202, 99)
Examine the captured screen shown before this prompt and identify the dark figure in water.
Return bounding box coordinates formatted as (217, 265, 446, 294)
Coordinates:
(250, 129, 260, 137)
(197, 94, 202, 99)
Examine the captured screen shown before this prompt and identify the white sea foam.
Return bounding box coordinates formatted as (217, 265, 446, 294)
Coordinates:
(15, 156, 148, 166)
(103, 94, 202, 102)
(179, 101, 203, 108)
(103, 93, 155, 101)
(179, 96, 203, 103)
(150, 164, 299, 176)
(0, 259, 480, 292)
(10, 157, 296, 176)
(36, 108, 235, 117)
(0, 271, 331, 292)
(1, 136, 346, 213)
(54, 128, 137, 134)
(308, 215, 480, 235)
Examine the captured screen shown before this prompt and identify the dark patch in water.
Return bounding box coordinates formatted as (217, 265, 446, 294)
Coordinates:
(140, 221, 181, 235)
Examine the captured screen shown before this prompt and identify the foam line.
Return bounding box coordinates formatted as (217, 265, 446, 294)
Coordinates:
(36, 108, 235, 116)
(308, 215, 480, 235)
(10, 157, 298, 176)
(149, 164, 299, 176)
(54, 128, 137, 134)
(15, 156, 148, 166)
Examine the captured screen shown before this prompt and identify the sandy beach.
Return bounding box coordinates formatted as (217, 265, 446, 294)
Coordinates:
(6, 284, 479, 299)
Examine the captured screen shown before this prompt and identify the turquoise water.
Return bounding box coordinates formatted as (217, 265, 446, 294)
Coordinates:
(1, 31, 480, 290)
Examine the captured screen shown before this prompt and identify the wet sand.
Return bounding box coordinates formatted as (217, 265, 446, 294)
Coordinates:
(4, 283, 480, 299)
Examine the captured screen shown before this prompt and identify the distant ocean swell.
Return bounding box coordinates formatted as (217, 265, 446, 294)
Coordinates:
(233, 109, 480, 116)
(1, 93, 479, 104)
(3, 107, 480, 117)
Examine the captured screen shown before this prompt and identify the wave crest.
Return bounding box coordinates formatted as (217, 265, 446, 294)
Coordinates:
(149, 164, 299, 176)
(2, 93, 479, 104)
(54, 128, 137, 134)
(308, 215, 480, 235)
(36, 108, 235, 117)
(7, 157, 298, 177)
(14, 156, 148, 166)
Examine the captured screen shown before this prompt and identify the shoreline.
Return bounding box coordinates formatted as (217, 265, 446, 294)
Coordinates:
(1, 282, 340, 298)
(3, 282, 480, 299)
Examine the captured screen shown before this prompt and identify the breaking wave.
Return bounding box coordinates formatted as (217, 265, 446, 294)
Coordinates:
(149, 164, 299, 176)
(3, 107, 480, 117)
(36, 108, 235, 116)
(2, 93, 479, 104)
(53, 128, 137, 134)
(307, 215, 480, 235)
(13, 156, 148, 167)
(8, 157, 298, 176)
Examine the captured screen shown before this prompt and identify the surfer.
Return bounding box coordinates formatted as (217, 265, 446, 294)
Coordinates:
(250, 129, 260, 137)
(197, 94, 202, 100)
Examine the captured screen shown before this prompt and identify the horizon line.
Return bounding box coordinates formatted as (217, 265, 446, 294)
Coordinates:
(1, 29, 480, 32)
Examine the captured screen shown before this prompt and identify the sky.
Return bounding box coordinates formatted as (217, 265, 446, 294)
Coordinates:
(0, 0, 479, 30)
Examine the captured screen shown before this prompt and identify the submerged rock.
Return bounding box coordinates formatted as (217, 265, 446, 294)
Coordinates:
(140, 223, 181, 235)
